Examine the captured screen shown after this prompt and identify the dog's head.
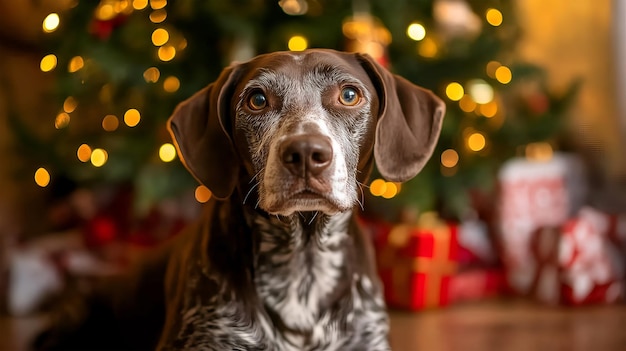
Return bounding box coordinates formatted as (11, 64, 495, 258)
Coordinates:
(168, 49, 445, 216)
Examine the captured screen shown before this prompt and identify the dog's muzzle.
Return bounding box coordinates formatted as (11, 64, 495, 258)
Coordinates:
(279, 134, 333, 179)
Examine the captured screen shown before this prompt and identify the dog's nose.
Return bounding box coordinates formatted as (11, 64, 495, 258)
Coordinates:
(280, 135, 333, 177)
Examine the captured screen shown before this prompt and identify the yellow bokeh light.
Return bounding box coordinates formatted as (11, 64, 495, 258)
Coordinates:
(63, 96, 78, 113)
(369, 179, 387, 197)
(381, 182, 398, 199)
(68, 56, 85, 73)
(407, 23, 426, 41)
(288, 35, 308, 51)
(124, 108, 141, 127)
(441, 149, 459, 168)
(150, 9, 167, 23)
(54, 112, 71, 129)
(159, 143, 177, 162)
(152, 28, 169, 46)
(34, 168, 51, 187)
(486, 8, 503, 27)
(445, 82, 464, 101)
(96, 4, 115, 20)
(158, 45, 176, 61)
(102, 115, 119, 131)
(178, 38, 188, 50)
(99, 84, 113, 103)
(40, 54, 57, 72)
(486, 60, 501, 78)
(418, 37, 438, 58)
(150, 0, 167, 10)
(43, 13, 60, 33)
(143, 67, 160, 83)
(468, 132, 486, 152)
(495, 66, 512, 84)
(133, 0, 149, 10)
(459, 94, 477, 112)
(195, 185, 212, 203)
(468, 79, 494, 104)
(525, 142, 553, 162)
(163, 76, 180, 92)
(91, 148, 108, 167)
(479, 101, 498, 118)
(77, 144, 92, 162)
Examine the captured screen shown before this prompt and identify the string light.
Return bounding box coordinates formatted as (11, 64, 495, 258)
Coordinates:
(441, 149, 459, 168)
(467, 132, 486, 151)
(407, 22, 426, 41)
(445, 82, 464, 101)
(54, 112, 71, 129)
(150, 0, 167, 10)
(486, 8, 503, 27)
(158, 45, 176, 61)
(459, 94, 477, 112)
(468, 79, 494, 104)
(40, 54, 57, 72)
(369, 179, 400, 198)
(159, 143, 176, 162)
(124, 108, 141, 127)
(102, 115, 120, 131)
(77, 144, 92, 162)
(279, 0, 308, 15)
(96, 3, 116, 20)
(525, 142, 553, 161)
(63, 97, 78, 113)
(133, 0, 149, 10)
(381, 182, 399, 199)
(486, 60, 501, 78)
(150, 9, 167, 23)
(288, 35, 308, 51)
(143, 67, 160, 82)
(90, 148, 108, 167)
(152, 28, 169, 46)
(42, 13, 60, 33)
(163, 76, 180, 92)
(68, 56, 84, 73)
(479, 101, 498, 118)
(34, 168, 51, 187)
(195, 185, 212, 203)
(495, 66, 512, 84)
(418, 37, 438, 58)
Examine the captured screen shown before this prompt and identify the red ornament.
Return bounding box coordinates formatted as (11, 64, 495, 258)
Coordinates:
(89, 15, 128, 40)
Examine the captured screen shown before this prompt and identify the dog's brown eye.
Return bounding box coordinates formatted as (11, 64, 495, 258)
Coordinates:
(339, 87, 360, 106)
(248, 93, 267, 110)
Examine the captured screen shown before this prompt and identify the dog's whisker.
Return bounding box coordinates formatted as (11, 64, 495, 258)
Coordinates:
(254, 198, 261, 209)
(249, 170, 263, 184)
(243, 182, 260, 205)
(308, 211, 319, 225)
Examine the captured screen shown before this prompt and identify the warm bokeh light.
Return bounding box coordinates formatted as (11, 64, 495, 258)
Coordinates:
(34, 168, 51, 187)
(418, 37, 438, 58)
(159, 143, 177, 162)
(133, 0, 149, 10)
(288, 35, 308, 51)
(459, 94, 477, 112)
(407, 23, 426, 41)
(40, 54, 57, 72)
(152, 28, 169, 46)
(441, 149, 459, 168)
(54, 112, 71, 129)
(369, 179, 387, 197)
(495, 66, 512, 84)
(68, 56, 84, 73)
(63, 96, 78, 113)
(381, 182, 398, 199)
(77, 144, 92, 162)
(445, 82, 464, 101)
(525, 142, 553, 161)
(163, 76, 180, 92)
(486, 60, 501, 78)
(43, 13, 60, 33)
(91, 148, 108, 167)
(486, 8, 503, 26)
(96, 3, 116, 20)
(143, 67, 160, 83)
(102, 115, 120, 131)
(479, 101, 498, 118)
(150, 0, 167, 10)
(124, 109, 141, 127)
(468, 132, 486, 151)
(150, 9, 167, 23)
(468, 80, 494, 104)
(195, 185, 212, 203)
(158, 45, 176, 61)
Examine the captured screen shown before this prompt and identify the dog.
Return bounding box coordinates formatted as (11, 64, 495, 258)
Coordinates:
(34, 49, 444, 351)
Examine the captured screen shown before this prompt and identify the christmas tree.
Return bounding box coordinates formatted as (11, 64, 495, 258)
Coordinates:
(15, 0, 577, 222)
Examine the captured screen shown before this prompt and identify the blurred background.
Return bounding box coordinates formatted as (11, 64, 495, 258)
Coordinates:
(0, 0, 625, 349)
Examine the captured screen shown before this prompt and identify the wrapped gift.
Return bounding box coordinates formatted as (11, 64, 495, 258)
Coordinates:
(448, 268, 507, 303)
(457, 217, 498, 267)
(496, 153, 587, 294)
(374, 214, 459, 310)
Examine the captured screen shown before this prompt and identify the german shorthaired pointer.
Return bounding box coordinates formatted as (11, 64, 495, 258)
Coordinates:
(34, 49, 444, 351)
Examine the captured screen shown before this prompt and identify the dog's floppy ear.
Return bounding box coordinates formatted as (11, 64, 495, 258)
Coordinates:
(357, 54, 446, 182)
(167, 65, 241, 199)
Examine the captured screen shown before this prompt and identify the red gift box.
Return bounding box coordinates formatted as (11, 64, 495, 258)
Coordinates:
(448, 268, 507, 303)
(374, 217, 459, 310)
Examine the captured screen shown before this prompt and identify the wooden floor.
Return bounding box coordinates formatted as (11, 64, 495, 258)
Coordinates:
(1, 300, 625, 351)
